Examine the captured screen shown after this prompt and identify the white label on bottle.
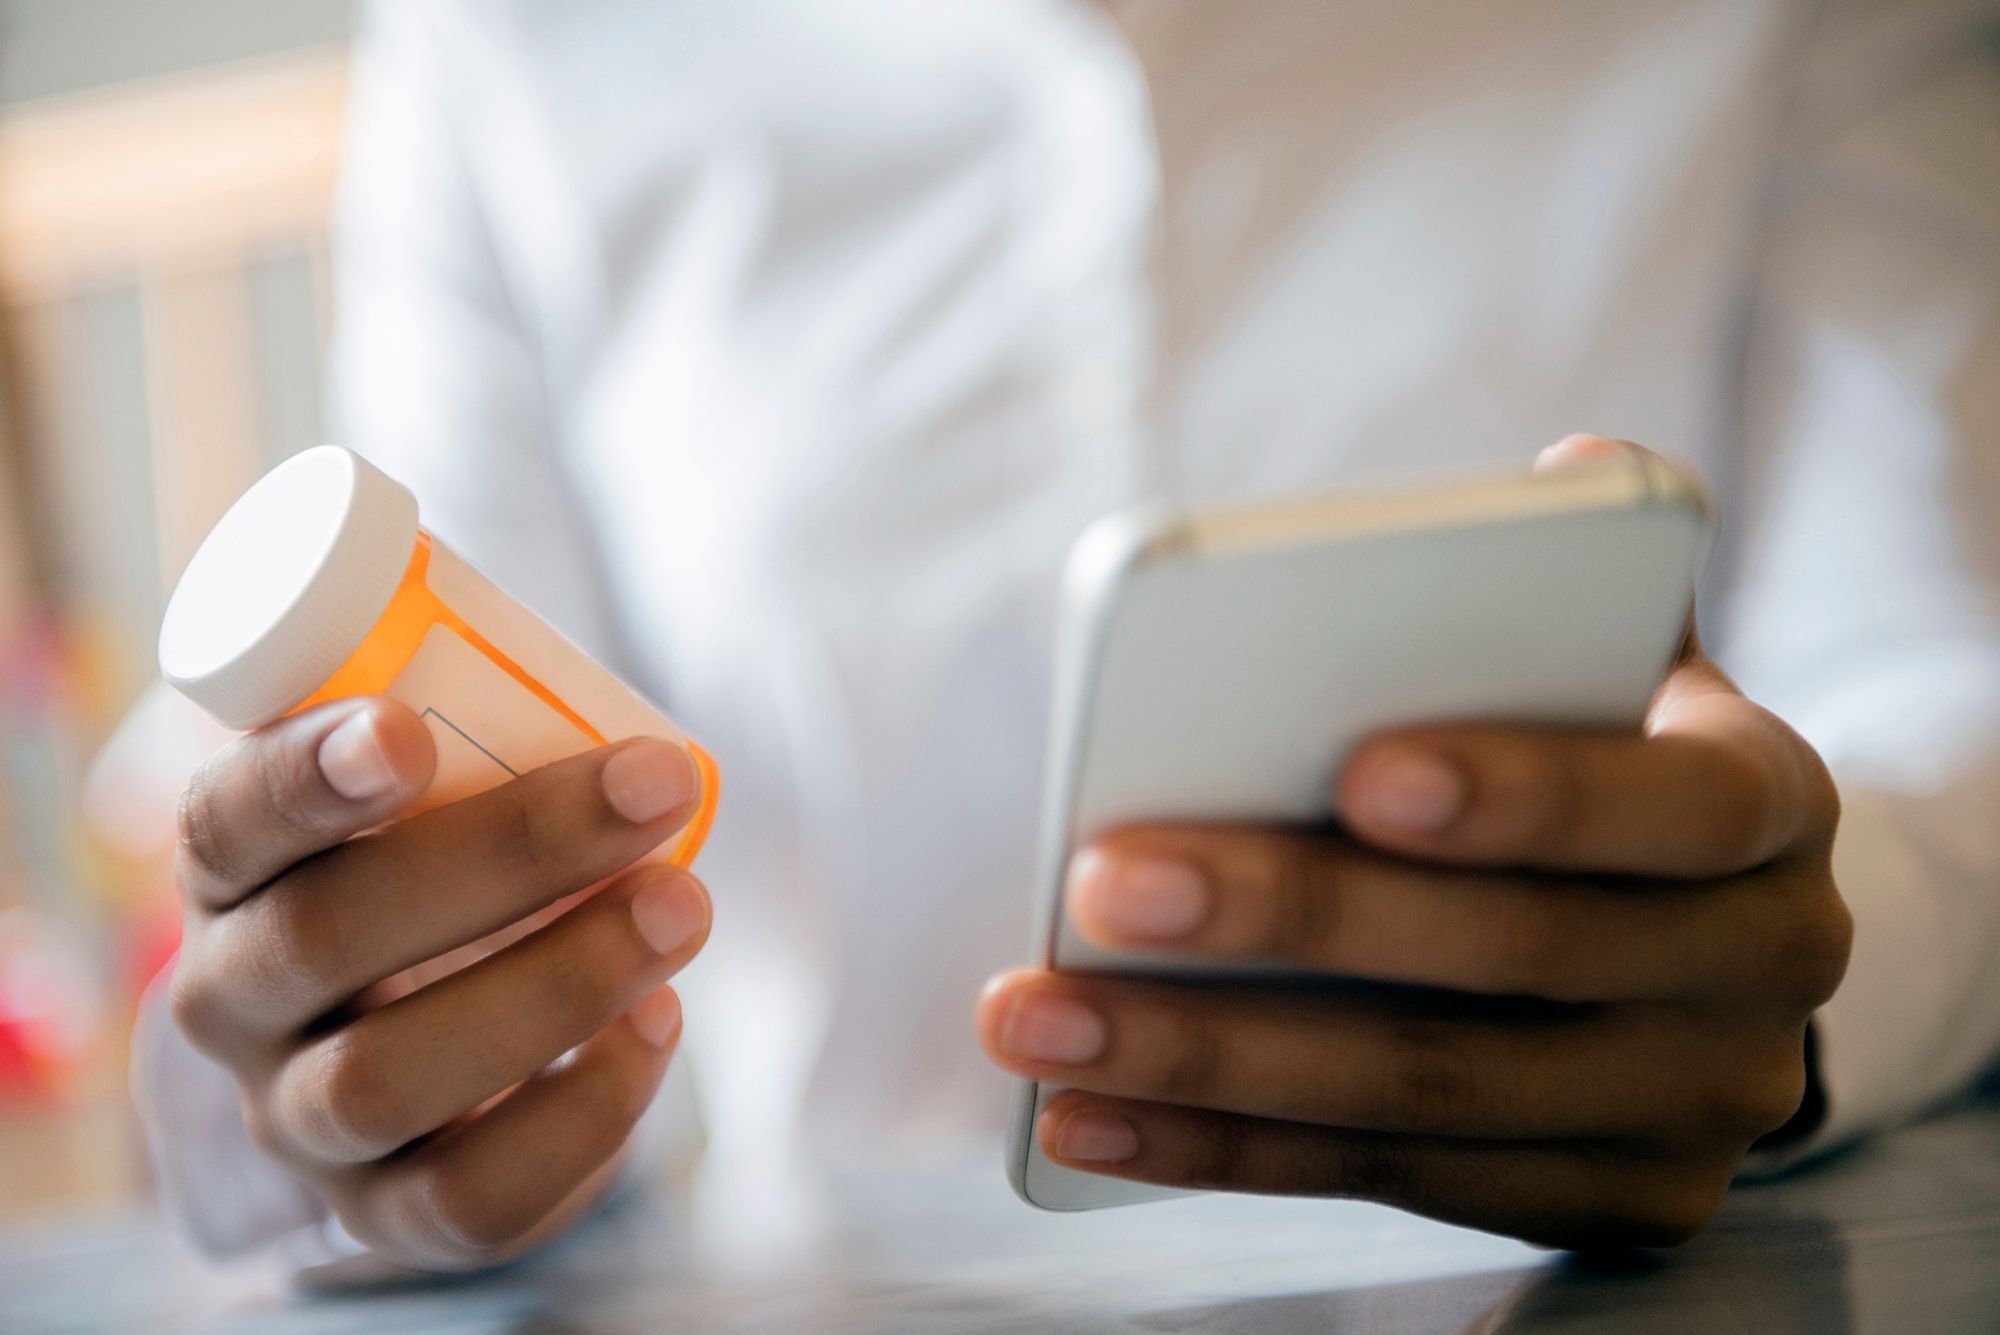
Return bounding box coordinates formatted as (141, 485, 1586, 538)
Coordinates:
(386, 624, 596, 811)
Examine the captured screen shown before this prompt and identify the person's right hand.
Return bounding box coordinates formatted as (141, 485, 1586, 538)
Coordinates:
(165, 697, 711, 1272)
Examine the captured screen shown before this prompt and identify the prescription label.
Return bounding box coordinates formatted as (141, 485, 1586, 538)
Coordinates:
(386, 624, 597, 812)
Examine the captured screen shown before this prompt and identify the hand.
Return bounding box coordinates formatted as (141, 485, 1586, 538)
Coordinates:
(166, 698, 711, 1271)
(978, 437, 1853, 1249)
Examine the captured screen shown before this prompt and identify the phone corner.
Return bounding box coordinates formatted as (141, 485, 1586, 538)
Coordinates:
(1005, 1078, 1048, 1210)
(1637, 451, 1716, 525)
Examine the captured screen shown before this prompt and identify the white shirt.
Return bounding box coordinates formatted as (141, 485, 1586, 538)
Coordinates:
(134, 0, 2000, 1273)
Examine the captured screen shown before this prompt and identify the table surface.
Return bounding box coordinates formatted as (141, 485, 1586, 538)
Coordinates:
(7, 1095, 2000, 1334)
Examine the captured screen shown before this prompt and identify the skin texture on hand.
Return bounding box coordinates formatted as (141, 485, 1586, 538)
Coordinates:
(166, 701, 712, 1272)
(978, 436, 1853, 1250)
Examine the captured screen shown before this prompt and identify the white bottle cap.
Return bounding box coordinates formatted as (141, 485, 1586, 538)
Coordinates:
(158, 446, 421, 730)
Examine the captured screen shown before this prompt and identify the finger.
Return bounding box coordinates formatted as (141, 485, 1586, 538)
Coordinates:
(979, 971, 1808, 1141)
(1035, 1091, 1726, 1250)
(342, 990, 682, 1271)
(174, 699, 436, 911)
(1065, 828, 1834, 1004)
(264, 865, 709, 1164)
(201, 736, 701, 1037)
(1336, 685, 1835, 878)
(1534, 432, 1641, 472)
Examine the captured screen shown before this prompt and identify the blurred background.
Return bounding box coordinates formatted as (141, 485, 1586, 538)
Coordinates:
(0, 0, 352, 1219)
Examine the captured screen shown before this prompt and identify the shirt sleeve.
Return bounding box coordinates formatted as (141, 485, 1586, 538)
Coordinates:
(1719, 0, 2000, 1169)
(131, 0, 700, 1282)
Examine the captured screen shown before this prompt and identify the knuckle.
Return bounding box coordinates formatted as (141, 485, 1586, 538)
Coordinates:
(1707, 743, 1784, 868)
(175, 776, 243, 889)
(1484, 892, 1569, 994)
(175, 725, 353, 895)
(262, 759, 336, 843)
(1264, 842, 1342, 962)
(292, 1033, 407, 1161)
(410, 1169, 519, 1268)
(1748, 871, 1853, 1013)
(165, 960, 231, 1054)
(1691, 1069, 1789, 1143)
(1179, 1114, 1248, 1191)
(1747, 1062, 1810, 1138)
(1785, 886, 1854, 1010)
(1765, 710, 1841, 839)
(1502, 741, 1585, 856)
(258, 744, 339, 845)
(405, 1050, 654, 1268)
(573, 1043, 658, 1143)
(493, 779, 572, 886)
(1576, 1159, 1736, 1255)
(1146, 1008, 1229, 1106)
(235, 889, 344, 1015)
(1379, 1019, 1475, 1129)
(538, 951, 631, 1039)
(1544, 1162, 1723, 1250)
(239, 1099, 289, 1161)
(1721, 1037, 1811, 1138)
(1609, 1180, 1725, 1249)
(1334, 1133, 1421, 1204)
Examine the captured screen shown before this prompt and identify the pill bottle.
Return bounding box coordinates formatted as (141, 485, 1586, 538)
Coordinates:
(157, 445, 717, 866)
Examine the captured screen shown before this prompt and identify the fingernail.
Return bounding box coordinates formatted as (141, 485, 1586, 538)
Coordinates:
(630, 872, 706, 956)
(1351, 747, 1467, 834)
(627, 986, 683, 1048)
(1071, 849, 1208, 942)
(319, 707, 397, 801)
(1536, 434, 1623, 471)
(1053, 1110, 1139, 1163)
(602, 739, 698, 825)
(999, 990, 1107, 1066)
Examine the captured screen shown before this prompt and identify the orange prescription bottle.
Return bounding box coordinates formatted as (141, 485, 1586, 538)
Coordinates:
(157, 446, 717, 866)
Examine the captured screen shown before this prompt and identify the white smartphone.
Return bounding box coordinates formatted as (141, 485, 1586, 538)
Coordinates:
(1007, 452, 1714, 1211)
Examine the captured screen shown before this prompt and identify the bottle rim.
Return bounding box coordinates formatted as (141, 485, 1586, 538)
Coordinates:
(158, 446, 420, 731)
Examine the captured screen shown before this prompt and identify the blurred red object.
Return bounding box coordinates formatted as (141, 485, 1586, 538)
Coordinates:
(0, 1018, 42, 1094)
(0, 910, 103, 1102)
(125, 898, 182, 1005)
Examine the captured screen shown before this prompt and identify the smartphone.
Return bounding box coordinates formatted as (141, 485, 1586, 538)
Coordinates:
(1008, 452, 1714, 1211)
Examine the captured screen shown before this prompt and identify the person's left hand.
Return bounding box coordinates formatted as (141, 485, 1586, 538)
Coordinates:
(976, 437, 1853, 1249)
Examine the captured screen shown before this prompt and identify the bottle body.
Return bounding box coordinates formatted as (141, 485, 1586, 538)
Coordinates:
(294, 530, 717, 864)
(158, 446, 716, 869)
